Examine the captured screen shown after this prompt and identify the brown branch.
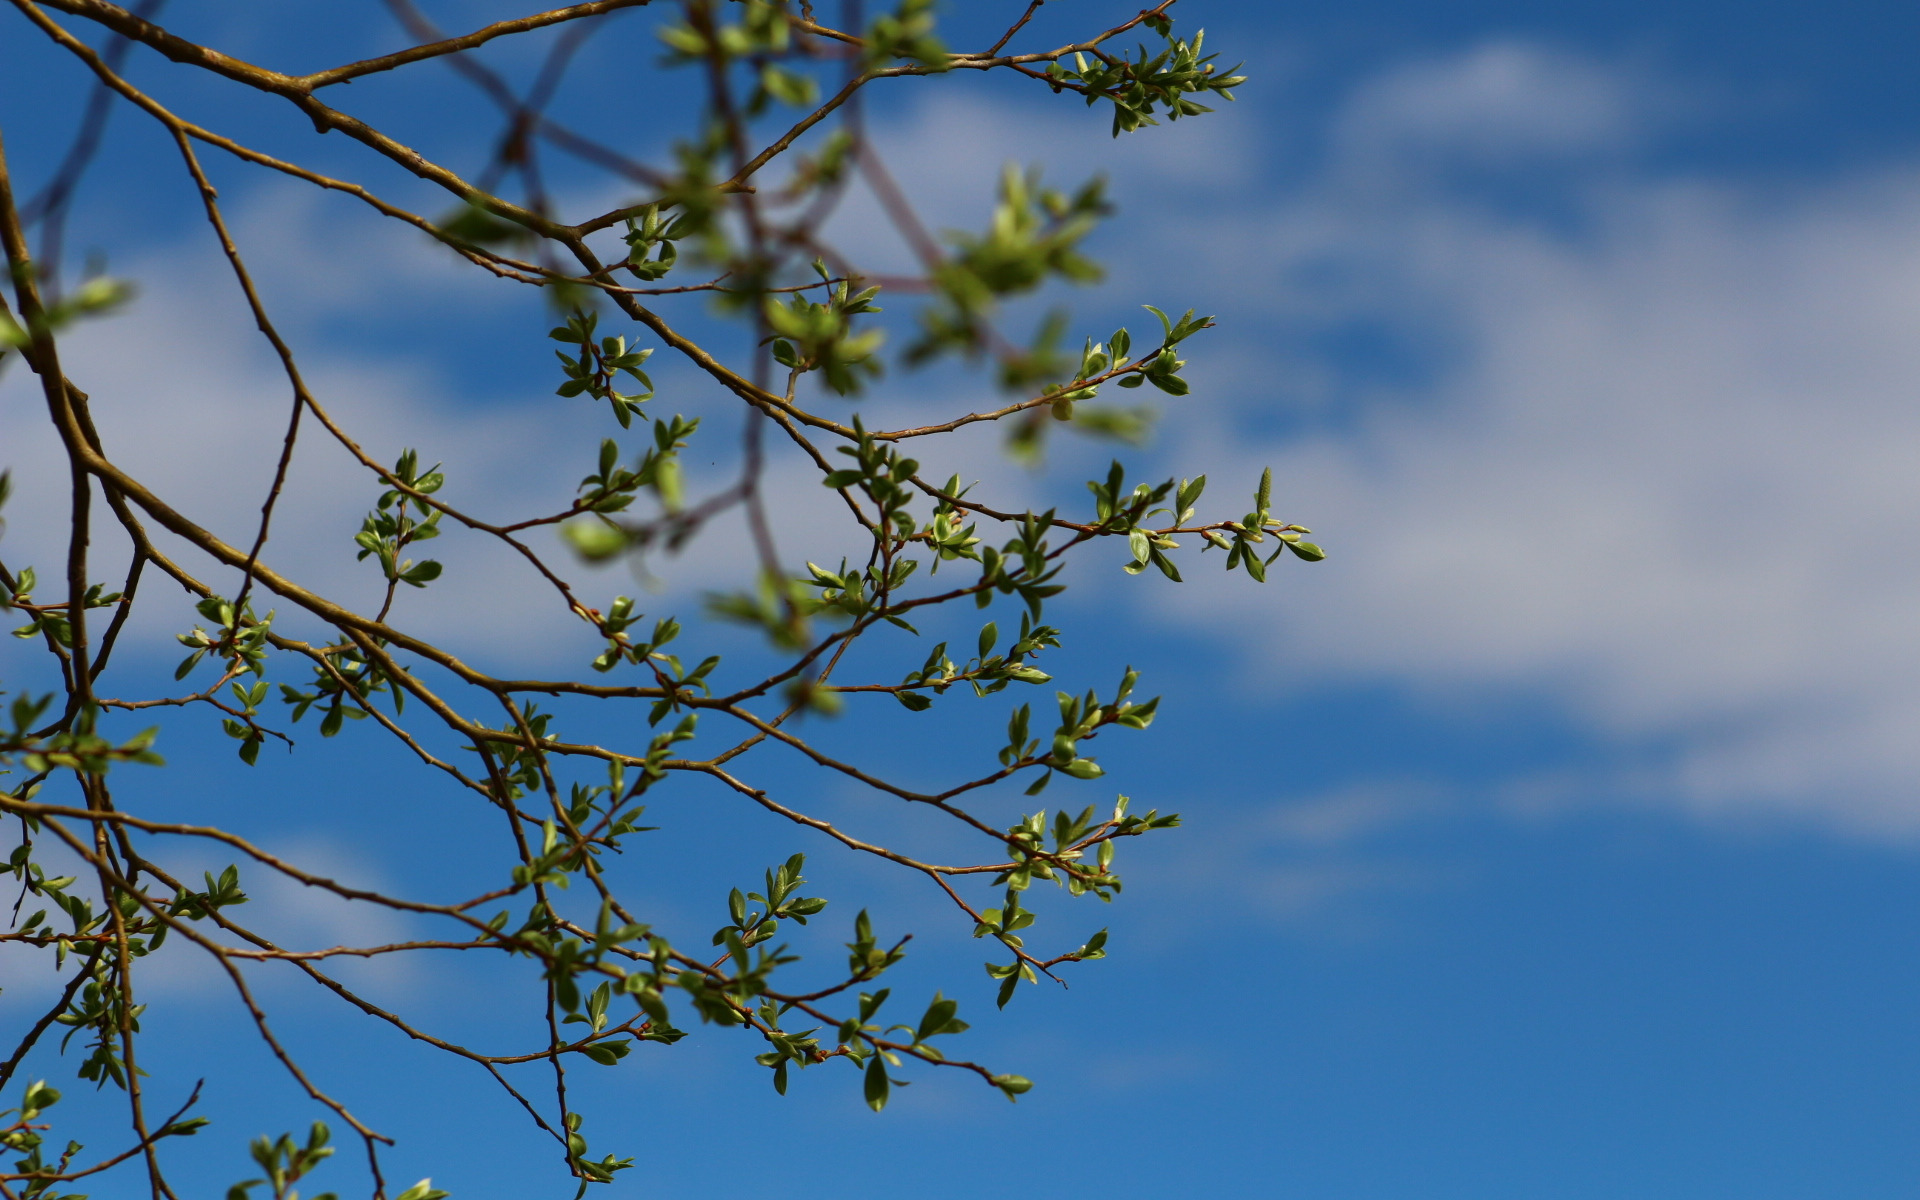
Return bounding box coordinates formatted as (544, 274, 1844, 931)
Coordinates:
(302, 0, 656, 89)
(28, 0, 568, 237)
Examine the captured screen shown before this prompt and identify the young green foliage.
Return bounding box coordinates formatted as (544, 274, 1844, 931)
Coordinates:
(0, 2, 1324, 1198)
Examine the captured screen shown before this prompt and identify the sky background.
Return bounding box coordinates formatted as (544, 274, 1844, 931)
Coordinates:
(4, 1, 1920, 1197)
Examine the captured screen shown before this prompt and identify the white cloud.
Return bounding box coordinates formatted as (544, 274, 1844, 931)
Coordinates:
(1130, 779, 1457, 934)
(12, 39, 1920, 844)
(1332, 40, 1649, 166)
(1258, 780, 1450, 847)
(1155, 43, 1920, 834)
(0, 185, 871, 670)
(0, 831, 424, 1009)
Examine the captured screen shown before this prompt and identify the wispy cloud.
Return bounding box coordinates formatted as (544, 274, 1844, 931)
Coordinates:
(11, 38, 1920, 842)
(1148, 42, 1920, 835)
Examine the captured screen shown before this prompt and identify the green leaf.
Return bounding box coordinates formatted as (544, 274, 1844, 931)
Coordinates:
(1143, 304, 1173, 343)
(1059, 757, 1104, 780)
(577, 1039, 631, 1066)
(995, 970, 1020, 1008)
(760, 64, 819, 107)
(564, 520, 629, 562)
(916, 992, 966, 1041)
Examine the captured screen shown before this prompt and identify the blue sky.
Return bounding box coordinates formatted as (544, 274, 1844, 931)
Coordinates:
(5, 1, 1920, 1197)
